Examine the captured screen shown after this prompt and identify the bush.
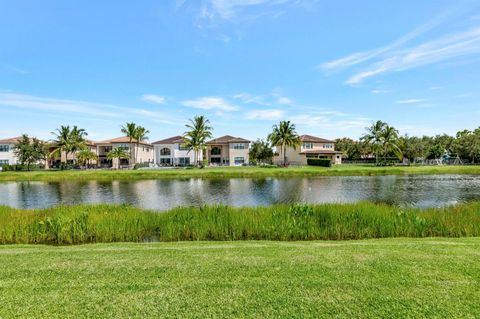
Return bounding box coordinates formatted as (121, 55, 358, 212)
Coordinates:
(133, 162, 151, 170)
(0, 164, 44, 171)
(307, 159, 332, 167)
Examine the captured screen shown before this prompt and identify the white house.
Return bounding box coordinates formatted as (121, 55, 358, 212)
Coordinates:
(152, 136, 200, 166)
(0, 137, 20, 166)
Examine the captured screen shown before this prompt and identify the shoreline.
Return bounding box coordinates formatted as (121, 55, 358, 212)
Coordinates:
(1, 165, 480, 182)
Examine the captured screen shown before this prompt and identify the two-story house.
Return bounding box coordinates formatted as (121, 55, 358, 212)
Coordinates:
(96, 136, 154, 168)
(274, 134, 342, 165)
(152, 135, 199, 166)
(0, 137, 21, 166)
(205, 135, 250, 166)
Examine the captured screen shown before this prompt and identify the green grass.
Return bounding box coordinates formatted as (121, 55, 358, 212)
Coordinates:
(1, 238, 479, 318)
(2, 202, 480, 245)
(1, 164, 480, 181)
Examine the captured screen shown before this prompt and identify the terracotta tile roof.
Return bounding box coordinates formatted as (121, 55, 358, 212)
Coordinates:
(299, 134, 335, 143)
(299, 150, 343, 154)
(97, 136, 152, 146)
(0, 136, 22, 144)
(207, 135, 250, 144)
(152, 135, 185, 145)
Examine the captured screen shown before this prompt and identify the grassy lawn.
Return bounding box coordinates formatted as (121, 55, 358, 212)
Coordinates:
(1, 164, 480, 181)
(1, 238, 479, 318)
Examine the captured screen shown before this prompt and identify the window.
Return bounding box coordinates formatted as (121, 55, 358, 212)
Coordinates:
(179, 144, 189, 151)
(234, 157, 245, 165)
(323, 143, 333, 149)
(302, 143, 313, 149)
(0, 145, 10, 152)
(116, 143, 129, 151)
(160, 148, 171, 156)
(160, 158, 171, 165)
(178, 157, 190, 166)
(211, 147, 221, 155)
(233, 143, 245, 150)
(0, 159, 9, 165)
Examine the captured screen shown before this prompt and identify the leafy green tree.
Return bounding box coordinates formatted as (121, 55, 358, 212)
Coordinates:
(13, 134, 47, 170)
(381, 125, 403, 161)
(267, 120, 301, 166)
(335, 138, 362, 160)
(249, 139, 274, 165)
(183, 115, 213, 167)
(106, 147, 130, 170)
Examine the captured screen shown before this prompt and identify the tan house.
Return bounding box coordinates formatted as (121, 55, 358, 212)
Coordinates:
(205, 135, 250, 166)
(274, 134, 342, 165)
(96, 137, 154, 168)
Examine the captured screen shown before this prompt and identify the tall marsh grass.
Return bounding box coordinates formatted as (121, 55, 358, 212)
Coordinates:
(1, 202, 479, 245)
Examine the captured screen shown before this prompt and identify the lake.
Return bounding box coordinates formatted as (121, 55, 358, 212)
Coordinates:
(1, 174, 480, 210)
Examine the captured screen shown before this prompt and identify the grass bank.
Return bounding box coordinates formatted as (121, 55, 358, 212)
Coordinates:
(1, 165, 480, 181)
(1, 202, 480, 245)
(1, 238, 479, 318)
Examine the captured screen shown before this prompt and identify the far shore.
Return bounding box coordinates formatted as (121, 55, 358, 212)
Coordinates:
(1, 164, 480, 182)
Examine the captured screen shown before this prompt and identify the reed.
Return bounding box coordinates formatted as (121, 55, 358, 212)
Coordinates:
(1, 202, 479, 245)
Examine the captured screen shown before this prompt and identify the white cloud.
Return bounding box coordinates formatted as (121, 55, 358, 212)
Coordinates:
(181, 96, 238, 111)
(0, 92, 182, 125)
(320, 16, 446, 72)
(141, 94, 166, 104)
(205, 0, 296, 21)
(346, 27, 480, 84)
(371, 89, 390, 94)
(247, 109, 284, 120)
(396, 99, 426, 104)
(272, 88, 293, 105)
(2, 64, 28, 74)
(233, 93, 270, 105)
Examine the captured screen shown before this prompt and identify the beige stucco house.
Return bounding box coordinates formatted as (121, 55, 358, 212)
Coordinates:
(96, 136, 154, 168)
(152, 135, 200, 166)
(274, 134, 342, 165)
(205, 135, 250, 166)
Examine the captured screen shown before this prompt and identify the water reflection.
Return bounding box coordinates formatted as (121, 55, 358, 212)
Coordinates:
(1, 175, 480, 210)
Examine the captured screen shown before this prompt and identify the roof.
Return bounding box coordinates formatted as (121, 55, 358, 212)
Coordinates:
(299, 150, 343, 155)
(207, 135, 250, 144)
(299, 134, 335, 143)
(152, 135, 185, 145)
(97, 136, 152, 146)
(0, 136, 22, 144)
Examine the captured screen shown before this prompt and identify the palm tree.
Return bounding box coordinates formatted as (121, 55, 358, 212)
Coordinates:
(121, 122, 137, 168)
(183, 115, 213, 166)
(381, 125, 403, 162)
(361, 120, 387, 164)
(134, 126, 150, 165)
(106, 147, 130, 170)
(76, 148, 98, 169)
(267, 120, 300, 166)
(51, 125, 87, 164)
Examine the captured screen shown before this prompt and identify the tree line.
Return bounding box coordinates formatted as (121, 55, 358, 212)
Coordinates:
(336, 120, 480, 164)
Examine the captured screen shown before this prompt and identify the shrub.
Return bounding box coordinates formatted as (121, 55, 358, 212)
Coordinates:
(307, 159, 332, 167)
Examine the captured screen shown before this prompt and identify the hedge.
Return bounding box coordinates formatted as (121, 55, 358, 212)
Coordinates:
(307, 158, 332, 167)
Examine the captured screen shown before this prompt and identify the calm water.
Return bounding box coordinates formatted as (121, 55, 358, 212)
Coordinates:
(1, 175, 480, 210)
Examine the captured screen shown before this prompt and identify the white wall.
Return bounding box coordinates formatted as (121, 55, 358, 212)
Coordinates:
(154, 144, 201, 165)
(0, 144, 18, 165)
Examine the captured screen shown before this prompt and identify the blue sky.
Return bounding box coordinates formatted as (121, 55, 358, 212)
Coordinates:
(1, 0, 480, 142)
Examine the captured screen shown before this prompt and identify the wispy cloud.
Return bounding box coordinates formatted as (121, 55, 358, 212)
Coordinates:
(247, 109, 284, 120)
(396, 99, 426, 104)
(0, 92, 182, 125)
(141, 94, 166, 104)
(233, 92, 270, 105)
(371, 89, 390, 94)
(201, 0, 297, 22)
(272, 88, 293, 105)
(1, 64, 28, 74)
(181, 96, 238, 111)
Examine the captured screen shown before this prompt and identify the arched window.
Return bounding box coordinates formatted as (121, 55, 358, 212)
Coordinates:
(160, 148, 171, 156)
(211, 147, 221, 155)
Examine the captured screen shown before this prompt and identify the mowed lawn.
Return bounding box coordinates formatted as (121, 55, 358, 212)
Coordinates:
(1, 165, 480, 182)
(1, 238, 479, 318)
